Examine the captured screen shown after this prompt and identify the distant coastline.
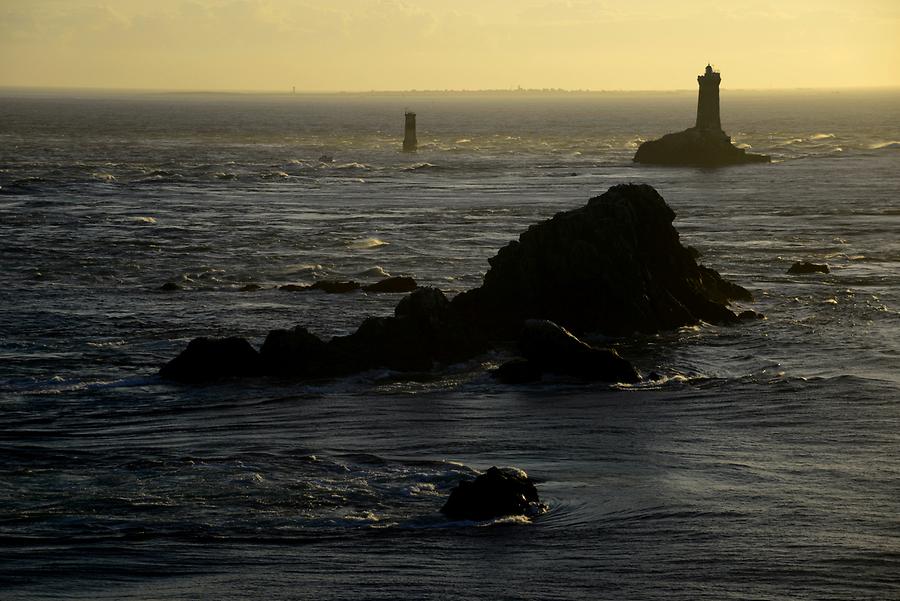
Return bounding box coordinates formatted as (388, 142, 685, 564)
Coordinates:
(1, 85, 898, 98)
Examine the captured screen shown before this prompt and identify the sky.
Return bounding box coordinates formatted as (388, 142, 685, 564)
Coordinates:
(1, 0, 898, 92)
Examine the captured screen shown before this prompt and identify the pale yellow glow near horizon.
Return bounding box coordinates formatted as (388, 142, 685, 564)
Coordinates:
(1, 0, 898, 92)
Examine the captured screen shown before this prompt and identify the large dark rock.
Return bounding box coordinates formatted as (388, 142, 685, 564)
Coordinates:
(788, 261, 829, 275)
(518, 319, 639, 383)
(441, 467, 543, 521)
(451, 184, 750, 338)
(160, 337, 263, 383)
(634, 127, 770, 167)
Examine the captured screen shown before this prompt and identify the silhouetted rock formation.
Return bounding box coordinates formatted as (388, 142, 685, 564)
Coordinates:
(441, 467, 543, 521)
(634, 65, 770, 167)
(787, 261, 829, 274)
(451, 184, 751, 338)
(160, 184, 753, 384)
(501, 319, 639, 383)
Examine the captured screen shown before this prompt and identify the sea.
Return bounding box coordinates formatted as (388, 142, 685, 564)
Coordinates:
(1, 88, 898, 600)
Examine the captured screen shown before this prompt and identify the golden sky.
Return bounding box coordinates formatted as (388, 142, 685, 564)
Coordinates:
(1, 0, 898, 91)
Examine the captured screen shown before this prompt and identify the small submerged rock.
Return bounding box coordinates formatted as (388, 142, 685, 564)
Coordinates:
(279, 280, 361, 293)
(363, 276, 418, 293)
(441, 467, 544, 522)
(159, 282, 182, 291)
(239, 283, 261, 292)
(788, 261, 829, 275)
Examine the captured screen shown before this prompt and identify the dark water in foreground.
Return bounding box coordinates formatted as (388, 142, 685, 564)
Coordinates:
(1, 90, 899, 599)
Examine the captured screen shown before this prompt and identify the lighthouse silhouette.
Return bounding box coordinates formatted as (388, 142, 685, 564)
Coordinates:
(402, 111, 417, 152)
(695, 64, 722, 131)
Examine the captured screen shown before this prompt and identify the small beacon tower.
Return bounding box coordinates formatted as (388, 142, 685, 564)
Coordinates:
(402, 111, 417, 152)
(695, 64, 722, 132)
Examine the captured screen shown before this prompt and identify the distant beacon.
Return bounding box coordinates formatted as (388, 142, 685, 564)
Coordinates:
(696, 64, 722, 131)
(403, 111, 417, 152)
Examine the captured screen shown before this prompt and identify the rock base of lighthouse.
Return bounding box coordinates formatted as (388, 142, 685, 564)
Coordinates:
(633, 127, 770, 167)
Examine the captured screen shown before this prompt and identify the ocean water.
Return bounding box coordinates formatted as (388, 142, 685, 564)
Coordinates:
(1, 89, 899, 600)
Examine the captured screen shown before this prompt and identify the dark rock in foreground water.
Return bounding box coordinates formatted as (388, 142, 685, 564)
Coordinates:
(452, 183, 751, 338)
(159, 337, 262, 383)
(441, 467, 544, 521)
(159, 282, 182, 291)
(633, 127, 770, 167)
(788, 261, 829, 275)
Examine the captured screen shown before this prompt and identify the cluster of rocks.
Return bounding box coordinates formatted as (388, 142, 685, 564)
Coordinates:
(160, 184, 756, 385)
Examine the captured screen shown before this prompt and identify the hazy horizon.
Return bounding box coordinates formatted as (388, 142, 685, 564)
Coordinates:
(3, 84, 900, 97)
(2, 1, 897, 92)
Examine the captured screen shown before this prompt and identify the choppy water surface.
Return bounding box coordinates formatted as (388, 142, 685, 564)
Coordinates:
(1, 90, 899, 600)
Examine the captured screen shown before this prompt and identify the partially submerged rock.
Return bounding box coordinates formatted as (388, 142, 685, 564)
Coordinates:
(441, 467, 543, 521)
(159, 282, 182, 291)
(788, 261, 829, 275)
(159, 337, 262, 383)
(363, 276, 418, 293)
(279, 280, 361, 293)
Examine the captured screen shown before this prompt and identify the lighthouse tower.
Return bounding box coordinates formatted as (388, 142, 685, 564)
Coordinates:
(695, 64, 722, 132)
(402, 111, 417, 152)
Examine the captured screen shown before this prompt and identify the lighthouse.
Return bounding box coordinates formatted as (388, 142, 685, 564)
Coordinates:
(402, 111, 417, 152)
(695, 64, 722, 131)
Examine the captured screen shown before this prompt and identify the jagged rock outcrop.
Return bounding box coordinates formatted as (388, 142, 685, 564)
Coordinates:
(633, 127, 770, 167)
(441, 467, 544, 521)
(451, 183, 751, 339)
(160, 184, 753, 384)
